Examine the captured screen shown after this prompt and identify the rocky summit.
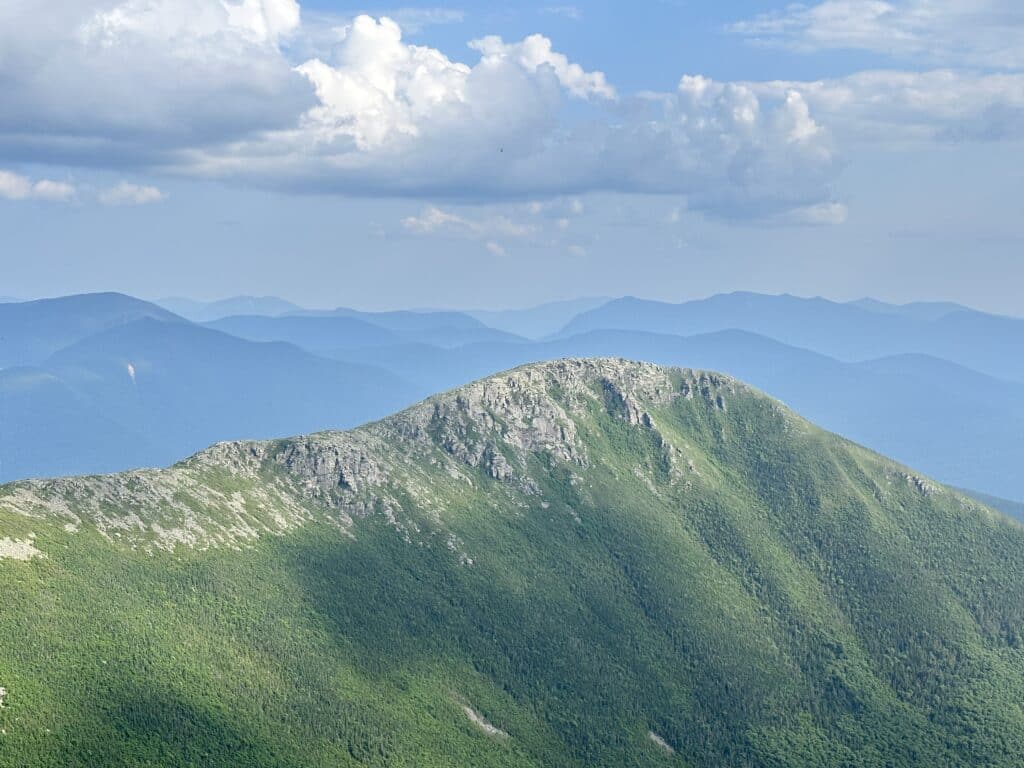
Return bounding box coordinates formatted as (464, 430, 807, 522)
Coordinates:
(2, 359, 1024, 767)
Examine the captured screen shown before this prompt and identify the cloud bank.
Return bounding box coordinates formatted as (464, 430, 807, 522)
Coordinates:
(0, 0, 1021, 218)
(750, 69, 1024, 144)
(184, 14, 839, 216)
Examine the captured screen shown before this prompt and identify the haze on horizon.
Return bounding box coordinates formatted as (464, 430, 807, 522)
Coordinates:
(1, 0, 1022, 314)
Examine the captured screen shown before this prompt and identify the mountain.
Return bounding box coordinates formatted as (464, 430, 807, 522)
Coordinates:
(849, 297, 970, 321)
(0, 292, 183, 368)
(298, 306, 486, 329)
(204, 315, 402, 354)
(2, 359, 1023, 767)
(0, 366, 149, 483)
(156, 296, 304, 322)
(559, 292, 1024, 383)
(467, 297, 612, 339)
(0, 319, 418, 481)
(293, 306, 526, 347)
(210, 312, 524, 351)
(5, 291, 1024, 504)
(332, 329, 1024, 500)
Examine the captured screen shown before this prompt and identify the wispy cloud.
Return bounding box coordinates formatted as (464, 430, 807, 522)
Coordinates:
(400, 205, 523, 257)
(730, 0, 1024, 68)
(526, 197, 586, 219)
(401, 206, 534, 239)
(541, 6, 583, 21)
(0, 170, 75, 202)
(784, 201, 849, 226)
(387, 7, 465, 34)
(100, 182, 165, 206)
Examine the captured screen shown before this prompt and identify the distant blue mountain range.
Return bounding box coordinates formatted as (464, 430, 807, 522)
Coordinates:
(0, 292, 183, 368)
(2, 291, 1023, 506)
(466, 297, 611, 339)
(560, 292, 1024, 383)
(156, 295, 304, 322)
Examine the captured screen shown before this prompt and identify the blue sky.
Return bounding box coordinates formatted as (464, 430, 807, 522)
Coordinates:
(1, 0, 1022, 312)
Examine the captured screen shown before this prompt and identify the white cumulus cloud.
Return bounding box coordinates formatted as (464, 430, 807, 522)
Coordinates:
(82, 0, 301, 47)
(0, 0, 314, 167)
(180, 19, 838, 217)
(294, 15, 473, 151)
(468, 33, 615, 100)
(0, 4, 839, 217)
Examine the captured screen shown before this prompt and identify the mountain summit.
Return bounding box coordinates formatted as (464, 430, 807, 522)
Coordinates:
(2, 359, 1023, 767)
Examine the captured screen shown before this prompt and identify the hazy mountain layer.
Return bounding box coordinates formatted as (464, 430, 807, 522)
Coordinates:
(560, 293, 1024, 383)
(6, 291, 1024, 506)
(0, 293, 183, 369)
(466, 297, 612, 339)
(0, 319, 417, 481)
(156, 296, 304, 322)
(2, 359, 1023, 767)
(215, 312, 526, 350)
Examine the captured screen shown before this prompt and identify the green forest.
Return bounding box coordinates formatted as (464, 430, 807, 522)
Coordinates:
(2, 360, 1024, 767)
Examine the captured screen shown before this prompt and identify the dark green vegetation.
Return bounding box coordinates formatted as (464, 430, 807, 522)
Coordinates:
(2, 359, 1024, 767)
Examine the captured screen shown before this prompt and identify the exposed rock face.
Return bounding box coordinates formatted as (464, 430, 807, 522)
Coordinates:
(648, 731, 675, 755)
(0, 359, 757, 552)
(462, 706, 508, 738)
(0, 536, 43, 561)
(0, 456, 313, 553)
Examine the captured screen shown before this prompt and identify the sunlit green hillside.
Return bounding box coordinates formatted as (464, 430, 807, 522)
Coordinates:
(2, 359, 1023, 767)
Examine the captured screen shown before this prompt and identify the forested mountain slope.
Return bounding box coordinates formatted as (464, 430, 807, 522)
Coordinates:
(1, 359, 1023, 767)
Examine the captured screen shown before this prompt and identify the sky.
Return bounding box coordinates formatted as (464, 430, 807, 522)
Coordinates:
(0, 0, 1022, 313)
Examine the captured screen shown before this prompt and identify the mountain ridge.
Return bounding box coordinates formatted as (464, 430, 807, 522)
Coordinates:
(3, 358, 1024, 766)
(0, 317, 419, 481)
(2, 358, 748, 551)
(0, 292, 185, 369)
(557, 292, 1024, 382)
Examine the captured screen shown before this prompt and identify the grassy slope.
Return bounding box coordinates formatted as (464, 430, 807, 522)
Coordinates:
(957, 487, 1024, 523)
(2, 360, 1024, 767)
